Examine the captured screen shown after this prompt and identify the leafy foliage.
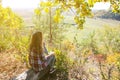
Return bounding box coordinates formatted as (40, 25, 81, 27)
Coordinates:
(0, 0, 120, 79)
(1, 21, 120, 80)
(33, 7, 66, 44)
(35, 0, 92, 29)
(98, 10, 120, 21)
(106, 53, 120, 65)
(111, 0, 120, 13)
(34, 0, 120, 29)
(72, 26, 120, 79)
(0, 5, 23, 28)
(54, 49, 71, 70)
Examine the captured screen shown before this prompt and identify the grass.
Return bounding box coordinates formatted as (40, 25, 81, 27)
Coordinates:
(0, 12, 120, 80)
(0, 48, 27, 80)
(63, 15, 120, 42)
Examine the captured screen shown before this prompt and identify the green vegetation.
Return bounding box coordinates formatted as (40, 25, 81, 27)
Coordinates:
(1, 17, 120, 79)
(95, 10, 120, 21)
(0, 0, 120, 80)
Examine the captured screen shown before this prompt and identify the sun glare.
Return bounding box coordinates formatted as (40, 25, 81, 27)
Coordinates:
(2, 0, 40, 9)
(2, 0, 110, 10)
(92, 2, 110, 10)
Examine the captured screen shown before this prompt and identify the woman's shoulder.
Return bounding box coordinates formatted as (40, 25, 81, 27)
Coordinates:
(30, 48, 38, 55)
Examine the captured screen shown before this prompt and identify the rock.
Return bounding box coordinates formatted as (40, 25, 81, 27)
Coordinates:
(11, 67, 50, 80)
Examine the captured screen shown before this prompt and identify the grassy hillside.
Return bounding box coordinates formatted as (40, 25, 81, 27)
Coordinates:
(13, 8, 120, 27)
(93, 10, 120, 21)
(13, 8, 34, 26)
(1, 8, 120, 80)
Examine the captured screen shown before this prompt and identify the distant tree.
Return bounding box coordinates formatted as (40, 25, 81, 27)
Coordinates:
(34, 0, 120, 29)
(0, 1, 23, 28)
(99, 10, 120, 21)
(34, 7, 66, 43)
(34, 0, 120, 42)
(0, 0, 1, 4)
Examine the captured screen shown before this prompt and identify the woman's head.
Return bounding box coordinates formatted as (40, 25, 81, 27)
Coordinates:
(30, 31, 43, 54)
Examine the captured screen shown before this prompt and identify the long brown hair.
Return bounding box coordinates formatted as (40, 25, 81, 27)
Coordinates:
(30, 31, 43, 60)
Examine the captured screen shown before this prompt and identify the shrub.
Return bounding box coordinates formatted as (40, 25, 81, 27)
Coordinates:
(54, 49, 72, 71)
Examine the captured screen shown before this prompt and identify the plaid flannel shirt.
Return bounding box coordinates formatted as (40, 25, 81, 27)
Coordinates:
(29, 50, 47, 72)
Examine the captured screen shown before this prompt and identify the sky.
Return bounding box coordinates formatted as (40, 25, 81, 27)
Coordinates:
(92, 2, 110, 10)
(2, 0, 110, 10)
(2, 0, 41, 9)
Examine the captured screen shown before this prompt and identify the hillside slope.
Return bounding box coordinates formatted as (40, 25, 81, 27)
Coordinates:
(93, 10, 120, 21)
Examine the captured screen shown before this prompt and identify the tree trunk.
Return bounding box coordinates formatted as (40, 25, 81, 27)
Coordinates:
(118, 66, 120, 80)
(108, 65, 114, 80)
(99, 62, 106, 80)
(49, 7, 52, 43)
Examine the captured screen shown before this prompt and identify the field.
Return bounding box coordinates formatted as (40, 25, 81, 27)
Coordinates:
(0, 8, 120, 80)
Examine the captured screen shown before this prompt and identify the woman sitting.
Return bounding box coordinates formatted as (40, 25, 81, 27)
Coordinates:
(29, 31, 56, 75)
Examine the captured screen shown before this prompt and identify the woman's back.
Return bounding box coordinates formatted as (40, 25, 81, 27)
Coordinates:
(29, 48, 44, 72)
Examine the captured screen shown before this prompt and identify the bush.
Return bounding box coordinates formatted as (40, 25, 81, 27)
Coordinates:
(54, 49, 72, 71)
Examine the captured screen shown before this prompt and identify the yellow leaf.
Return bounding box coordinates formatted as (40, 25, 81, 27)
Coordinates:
(46, 2, 52, 7)
(88, 0, 94, 7)
(61, 15, 64, 19)
(53, 15, 60, 23)
(40, 2, 45, 7)
(34, 8, 41, 15)
(44, 7, 49, 13)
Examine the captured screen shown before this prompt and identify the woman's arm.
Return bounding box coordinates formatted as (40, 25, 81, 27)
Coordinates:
(43, 42, 49, 55)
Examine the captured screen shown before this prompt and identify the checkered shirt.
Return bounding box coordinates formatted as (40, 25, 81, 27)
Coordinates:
(29, 50, 47, 72)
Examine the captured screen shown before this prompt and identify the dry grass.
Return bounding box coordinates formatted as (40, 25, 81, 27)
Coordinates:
(0, 48, 27, 80)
